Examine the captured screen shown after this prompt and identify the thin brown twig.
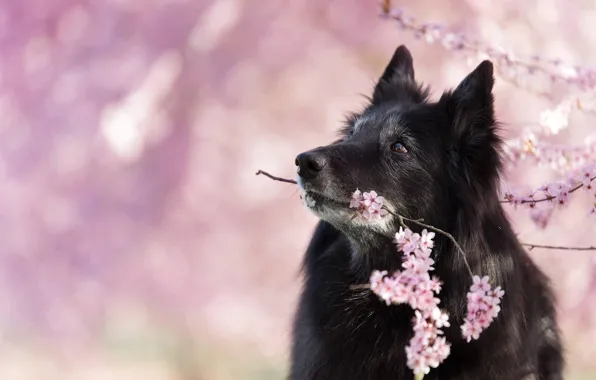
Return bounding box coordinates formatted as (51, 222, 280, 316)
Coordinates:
(522, 243, 596, 251)
(384, 209, 475, 278)
(380, 0, 391, 14)
(255, 170, 297, 184)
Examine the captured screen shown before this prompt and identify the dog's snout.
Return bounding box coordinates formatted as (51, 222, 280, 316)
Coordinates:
(295, 151, 327, 179)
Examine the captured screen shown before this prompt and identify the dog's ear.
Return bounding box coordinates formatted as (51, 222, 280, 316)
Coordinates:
(378, 45, 415, 83)
(443, 60, 495, 138)
(372, 45, 429, 104)
(440, 61, 501, 194)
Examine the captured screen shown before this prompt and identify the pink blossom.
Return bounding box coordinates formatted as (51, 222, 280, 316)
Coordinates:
(370, 270, 388, 292)
(420, 229, 436, 249)
(395, 227, 423, 254)
(461, 277, 504, 342)
(350, 189, 363, 208)
(489, 286, 505, 299)
(461, 320, 483, 342)
(486, 303, 502, 319)
(350, 189, 389, 220)
(390, 282, 410, 304)
(412, 288, 439, 312)
(431, 308, 450, 328)
(429, 276, 442, 293)
(470, 275, 491, 293)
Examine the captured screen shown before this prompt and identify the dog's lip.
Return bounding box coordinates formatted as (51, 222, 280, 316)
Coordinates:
(296, 177, 350, 206)
(302, 189, 349, 206)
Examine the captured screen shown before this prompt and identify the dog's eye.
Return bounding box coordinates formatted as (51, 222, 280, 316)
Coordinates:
(390, 142, 408, 153)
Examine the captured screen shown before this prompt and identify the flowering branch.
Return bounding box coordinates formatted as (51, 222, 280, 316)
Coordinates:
(382, 208, 474, 278)
(379, 1, 596, 92)
(347, 189, 504, 376)
(257, 167, 591, 376)
(502, 175, 595, 205)
(503, 132, 596, 173)
(257, 169, 596, 251)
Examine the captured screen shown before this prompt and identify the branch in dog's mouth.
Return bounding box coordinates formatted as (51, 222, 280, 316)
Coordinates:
(255, 170, 297, 184)
(256, 168, 596, 252)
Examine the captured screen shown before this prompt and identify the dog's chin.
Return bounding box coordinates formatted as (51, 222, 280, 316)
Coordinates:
(300, 190, 395, 238)
(301, 190, 352, 218)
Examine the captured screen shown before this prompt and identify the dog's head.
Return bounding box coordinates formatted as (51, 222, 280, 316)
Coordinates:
(296, 45, 502, 238)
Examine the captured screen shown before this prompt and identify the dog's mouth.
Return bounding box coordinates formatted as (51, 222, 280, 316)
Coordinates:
(296, 178, 350, 211)
(301, 189, 349, 210)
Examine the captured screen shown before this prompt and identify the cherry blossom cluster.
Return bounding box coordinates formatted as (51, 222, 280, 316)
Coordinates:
(502, 164, 596, 227)
(461, 276, 505, 342)
(369, 227, 451, 375)
(381, 6, 596, 91)
(349, 189, 389, 219)
(360, 192, 504, 376)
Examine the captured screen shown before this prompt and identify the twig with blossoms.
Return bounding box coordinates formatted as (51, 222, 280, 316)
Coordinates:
(256, 169, 596, 250)
(368, 228, 453, 376)
(503, 131, 596, 173)
(355, 194, 504, 377)
(256, 169, 596, 377)
(350, 189, 474, 278)
(379, 1, 596, 92)
(501, 166, 596, 228)
(501, 166, 596, 207)
(461, 276, 505, 342)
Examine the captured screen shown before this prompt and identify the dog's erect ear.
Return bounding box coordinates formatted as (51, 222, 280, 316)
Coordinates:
(378, 45, 415, 83)
(451, 60, 494, 116)
(440, 61, 501, 200)
(372, 45, 429, 104)
(443, 60, 495, 136)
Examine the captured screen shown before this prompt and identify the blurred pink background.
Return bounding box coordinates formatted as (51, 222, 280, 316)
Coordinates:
(0, 0, 595, 378)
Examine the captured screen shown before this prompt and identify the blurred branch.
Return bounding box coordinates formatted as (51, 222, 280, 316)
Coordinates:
(380, 0, 391, 15)
(257, 169, 596, 252)
(522, 243, 596, 251)
(378, 2, 596, 94)
(255, 170, 297, 184)
(500, 176, 595, 205)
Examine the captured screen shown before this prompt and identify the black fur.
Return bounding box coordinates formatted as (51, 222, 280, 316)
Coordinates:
(290, 45, 564, 379)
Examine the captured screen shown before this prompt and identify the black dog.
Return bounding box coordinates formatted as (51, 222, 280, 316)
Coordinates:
(290, 45, 564, 379)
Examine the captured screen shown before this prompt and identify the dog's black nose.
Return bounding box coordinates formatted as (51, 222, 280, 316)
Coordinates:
(295, 152, 327, 179)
